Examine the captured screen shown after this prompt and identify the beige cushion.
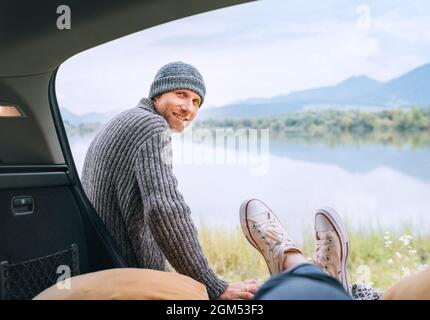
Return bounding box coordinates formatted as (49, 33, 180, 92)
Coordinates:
(381, 266, 430, 300)
(33, 268, 209, 300)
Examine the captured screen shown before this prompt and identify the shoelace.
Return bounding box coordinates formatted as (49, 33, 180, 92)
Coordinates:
(249, 212, 295, 254)
(314, 234, 338, 274)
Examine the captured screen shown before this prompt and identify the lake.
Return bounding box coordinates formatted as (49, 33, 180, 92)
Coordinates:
(69, 132, 430, 240)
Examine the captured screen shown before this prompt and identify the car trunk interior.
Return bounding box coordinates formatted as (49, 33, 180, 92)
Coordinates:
(0, 0, 252, 299)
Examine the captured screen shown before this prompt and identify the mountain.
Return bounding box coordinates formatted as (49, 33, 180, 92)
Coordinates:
(199, 63, 430, 120)
(282, 75, 382, 102)
(59, 63, 430, 123)
(356, 63, 430, 106)
(60, 108, 112, 126)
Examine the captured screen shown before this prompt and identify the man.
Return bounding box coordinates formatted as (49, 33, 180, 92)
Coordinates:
(81, 61, 257, 300)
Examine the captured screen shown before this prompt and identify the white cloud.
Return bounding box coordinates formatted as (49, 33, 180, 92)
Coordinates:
(56, 0, 430, 115)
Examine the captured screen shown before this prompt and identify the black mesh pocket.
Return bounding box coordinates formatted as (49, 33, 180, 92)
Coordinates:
(0, 244, 80, 300)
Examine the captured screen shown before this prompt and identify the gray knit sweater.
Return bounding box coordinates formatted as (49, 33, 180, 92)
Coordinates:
(81, 97, 228, 299)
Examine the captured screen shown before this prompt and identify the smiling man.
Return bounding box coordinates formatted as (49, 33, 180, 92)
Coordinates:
(81, 61, 257, 300)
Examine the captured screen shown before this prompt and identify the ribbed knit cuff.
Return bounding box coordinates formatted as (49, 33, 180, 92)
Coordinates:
(203, 274, 229, 300)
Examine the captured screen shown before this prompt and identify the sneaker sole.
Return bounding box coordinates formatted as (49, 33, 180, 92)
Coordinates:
(315, 206, 351, 295)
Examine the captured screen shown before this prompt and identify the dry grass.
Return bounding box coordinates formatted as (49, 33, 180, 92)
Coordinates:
(199, 224, 430, 290)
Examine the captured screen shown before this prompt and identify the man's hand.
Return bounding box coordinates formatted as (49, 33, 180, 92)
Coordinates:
(218, 279, 260, 300)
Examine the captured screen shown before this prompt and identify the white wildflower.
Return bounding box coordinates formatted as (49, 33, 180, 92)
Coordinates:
(399, 235, 412, 246)
(418, 264, 428, 271)
(402, 267, 411, 276)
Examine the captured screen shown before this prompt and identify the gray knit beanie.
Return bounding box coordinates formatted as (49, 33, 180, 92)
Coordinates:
(148, 61, 206, 105)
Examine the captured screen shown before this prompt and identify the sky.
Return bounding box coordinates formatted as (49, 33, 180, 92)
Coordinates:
(56, 0, 430, 115)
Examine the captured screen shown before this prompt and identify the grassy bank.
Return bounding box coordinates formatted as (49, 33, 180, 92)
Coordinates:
(199, 225, 430, 291)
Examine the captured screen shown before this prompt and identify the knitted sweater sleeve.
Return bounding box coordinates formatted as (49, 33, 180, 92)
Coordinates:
(134, 129, 228, 299)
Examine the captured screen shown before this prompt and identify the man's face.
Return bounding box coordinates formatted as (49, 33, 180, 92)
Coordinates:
(153, 89, 201, 132)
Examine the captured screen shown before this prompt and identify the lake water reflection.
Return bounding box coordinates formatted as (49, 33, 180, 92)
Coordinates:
(69, 133, 430, 240)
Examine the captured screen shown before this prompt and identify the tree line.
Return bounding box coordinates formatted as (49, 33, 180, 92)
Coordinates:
(194, 107, 430, 148)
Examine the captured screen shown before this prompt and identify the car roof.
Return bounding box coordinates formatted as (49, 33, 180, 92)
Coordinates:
(0, 0, 252, 77)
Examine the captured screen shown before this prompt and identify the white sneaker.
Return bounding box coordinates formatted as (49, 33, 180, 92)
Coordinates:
(313, 207, 351, 295)
(240, 199, 303, 275)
